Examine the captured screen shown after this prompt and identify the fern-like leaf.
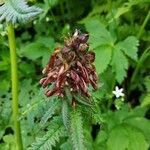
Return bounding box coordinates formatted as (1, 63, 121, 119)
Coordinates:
(40, 99, 59, 126)
(28, 117, 65, 150)
(0, 0, 42, 24)
(70, 108, 85, 150)
(62, 100, 69, 129)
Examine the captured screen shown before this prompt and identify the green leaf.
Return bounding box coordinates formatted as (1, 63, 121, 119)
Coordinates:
(36, 37, 55, 50)
(70, 109, 85, 150)
(109, 5, 130, 23)
(95, 130, 107, 148)
(19, 62, 35, 75)
(3, 134, 15, 144)
(73, 94, 92, 107)
(141, 94, 150, 107)
(94, 45, 112, 74)
(40, 100, 59, 126)
(119, 36, 139, 61)
(107, 124, 149, 150)
(125, 117, 150, 143)
(127, 126, 149, 150)
(28, 117, 65, 150)
(62, 100, 69, 129)
(111, 46, 128, 83)
(21, 42, 50, 60)
(85, 19, 113, 49)
(0, 0, 42, 24)
(107, 125, 129, 150)
(144, 76, 150, 92)
(21, 37, 55, 66)
(60, 139, 72, 150)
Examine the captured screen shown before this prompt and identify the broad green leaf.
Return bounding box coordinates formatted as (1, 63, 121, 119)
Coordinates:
(107, 124, 149, 150)
(19, 62, 35, 75)
(85, 19, 113, 49)
(36, 37, 55, 49)
(95, 130, 107, 147)
(125, 117, 150, 142)
(21, 37, 55, 66)
(119, 36, 139, 60)
(127, 126, 149, 150)
(21, 42, 50, 60)
(94, 45, 112, 74)
(141, 94, 150, 107)
(107, 125, 129, 150)
(111, 46, 128, 83)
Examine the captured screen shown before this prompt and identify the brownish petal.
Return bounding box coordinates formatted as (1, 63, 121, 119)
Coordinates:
(39, 78, 46, 85)
(57, 65, 65, 77)
(45, 88, 59, 97)
(90, 78, 97, 90)
(70, 70, 80, 83)
(77, 34, 89, 43)
(85, 51, 95, 63)
(79, 77, 88, 93)
(77, 61, 89, 83)
(56, 74, 66, 88)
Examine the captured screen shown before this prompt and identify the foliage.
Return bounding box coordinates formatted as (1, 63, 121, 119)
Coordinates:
(0, 0, 42, 24)
(0, 0, 150, 150)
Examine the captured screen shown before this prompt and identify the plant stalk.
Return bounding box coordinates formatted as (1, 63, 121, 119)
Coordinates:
(7, 23, 23, 150)
(137, 11, 150, 39)
(130, 46, 150, 87)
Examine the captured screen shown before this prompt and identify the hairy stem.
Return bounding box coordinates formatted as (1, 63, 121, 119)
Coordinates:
(137, 11, 150, 39)
(7, 23, 23, 150)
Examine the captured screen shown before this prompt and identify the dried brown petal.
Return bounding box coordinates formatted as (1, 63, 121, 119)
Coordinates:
(70, 70, 80, 83)
(77, 34, 89, 43)
(85, 51, 95, 63)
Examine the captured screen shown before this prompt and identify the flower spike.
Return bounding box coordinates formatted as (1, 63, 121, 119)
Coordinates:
(40, 30, 98, 106)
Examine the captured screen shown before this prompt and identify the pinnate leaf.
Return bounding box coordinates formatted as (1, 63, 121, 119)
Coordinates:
(0, 0, 42, 24)
(62, 100, 69, 129)
(28, 117, 65, 150)
(70, 109, 85, 150)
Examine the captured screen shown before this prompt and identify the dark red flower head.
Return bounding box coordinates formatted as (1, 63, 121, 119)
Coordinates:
(40, 29, 98, 101)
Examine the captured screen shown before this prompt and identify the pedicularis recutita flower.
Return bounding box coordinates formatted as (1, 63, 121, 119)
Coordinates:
(40, 30, 98, 105)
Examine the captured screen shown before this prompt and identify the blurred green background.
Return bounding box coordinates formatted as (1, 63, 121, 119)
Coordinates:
(0, 0, 150, 149)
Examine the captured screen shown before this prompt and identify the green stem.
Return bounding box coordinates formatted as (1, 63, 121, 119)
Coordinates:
(130, 46, 150, 86)
(137, 11, 150, 39)
(7, 23, 23, 150)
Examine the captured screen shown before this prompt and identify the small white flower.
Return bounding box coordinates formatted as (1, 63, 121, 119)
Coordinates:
(112, 86, 124, 98)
